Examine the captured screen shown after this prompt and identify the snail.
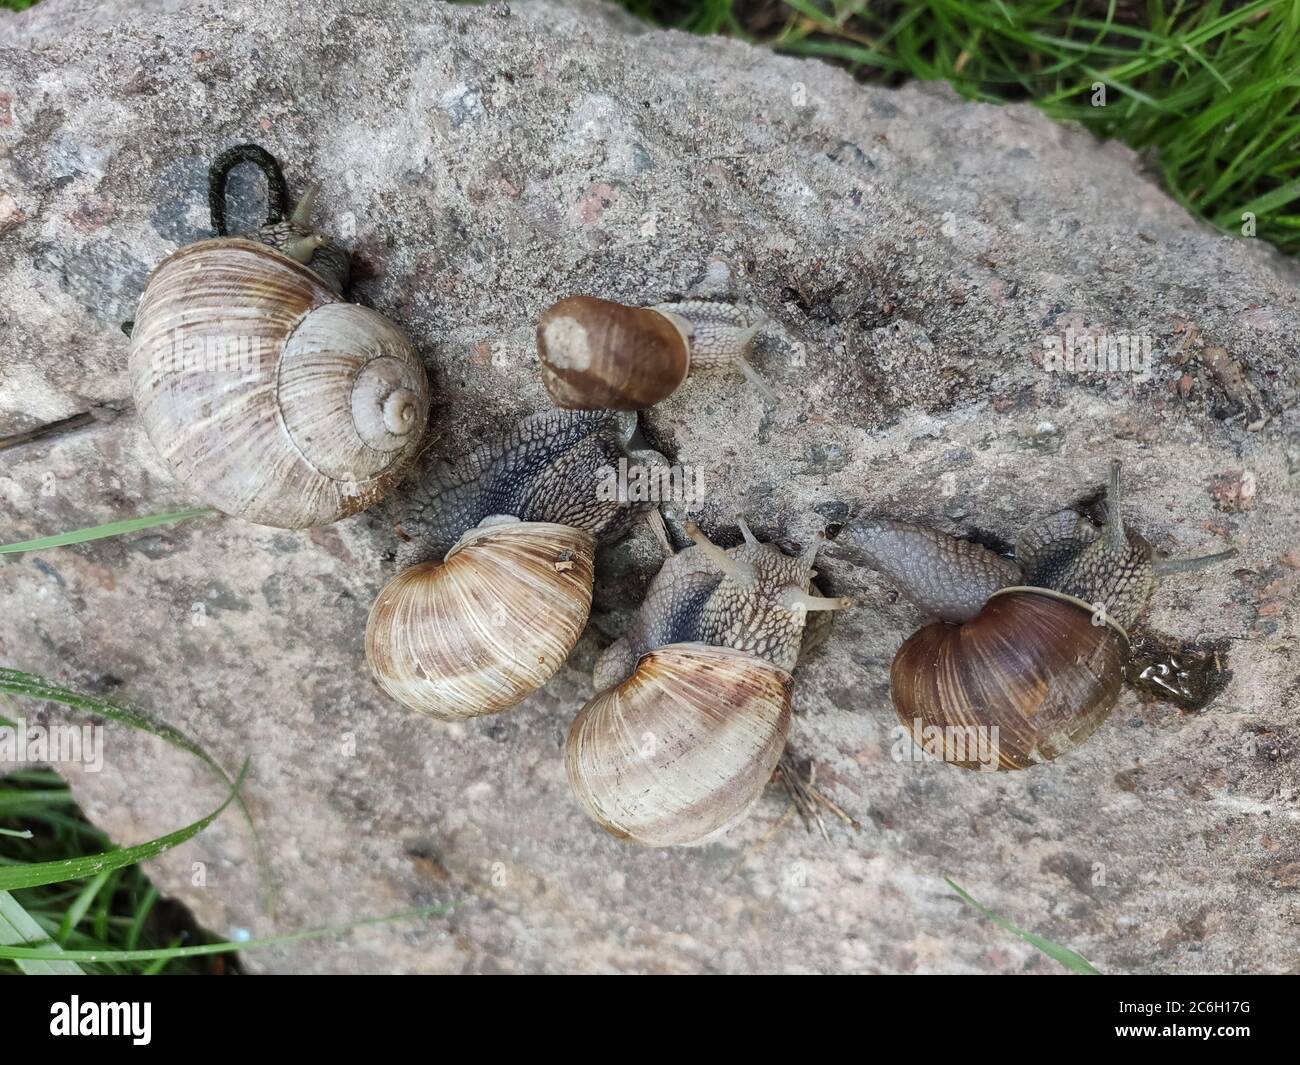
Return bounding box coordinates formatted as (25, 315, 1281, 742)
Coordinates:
(833, 461, 1236, 771)
(392, 408, 668, 557)
(127, 144, 429, 528)
(365, 409, 667, 720)
(536, 296, 770, 410)
(566, 517, 853, 846)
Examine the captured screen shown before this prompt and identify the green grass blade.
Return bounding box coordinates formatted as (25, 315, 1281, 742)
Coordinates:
(0, 761, 247, 892)
(0, 790, 78, 814)
(0, 903, 454, 963)
(0, 890, 84, 975)
(0, 669, 250, 819)
(945, 877, 1101, 974)
(0, 507, 216, 555)
(125, 884, 160, 952)
(57, 870, 112, 944)
(0, 667, 269, 907)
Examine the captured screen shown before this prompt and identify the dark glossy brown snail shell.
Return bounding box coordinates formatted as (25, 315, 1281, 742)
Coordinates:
(890, 588, 1127, 771)
(536, 295, 689, 410)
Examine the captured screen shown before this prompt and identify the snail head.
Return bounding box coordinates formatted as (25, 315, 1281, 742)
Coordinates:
(685, 517, 853, 664)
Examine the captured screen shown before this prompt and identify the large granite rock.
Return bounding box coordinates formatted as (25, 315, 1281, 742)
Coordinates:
(1, 0, 1297, 974)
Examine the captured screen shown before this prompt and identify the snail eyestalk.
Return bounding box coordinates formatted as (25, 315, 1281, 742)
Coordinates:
(1153, 547, 1237, 577)
(798, 531, 825, 570)
(779, 588, 855, 613)
(1103, 458, 1126, 551)
(646, 508, 674, 556)
(684, 520, 758, 587)
(290, 183, 320, 228)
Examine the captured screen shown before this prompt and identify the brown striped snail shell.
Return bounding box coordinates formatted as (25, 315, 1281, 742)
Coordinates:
(365, 519, 596, 721)
(565, 643, 793, 847)
(127, 146, 429, 528)
(839, 462, 1234, 771)
(536, 295, 767, 410)
(890, 588, 1127, 771)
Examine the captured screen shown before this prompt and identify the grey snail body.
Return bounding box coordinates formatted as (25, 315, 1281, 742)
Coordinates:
(592, 518, 854, 690)
(128, 145, 429, 528)
(393, 408, 668, 558)
(834, 461, 1235, 770)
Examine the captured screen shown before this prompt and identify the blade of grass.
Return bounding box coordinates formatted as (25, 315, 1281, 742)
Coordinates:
(0, 760, 248, 892)
(125, 884, 160, 952)
(0, 890, 84, 975)
(0, 507, 216, 555)
(945, 877, 1101, 974)
(0, 902, 455, 963)
(56, 869, 112, 944)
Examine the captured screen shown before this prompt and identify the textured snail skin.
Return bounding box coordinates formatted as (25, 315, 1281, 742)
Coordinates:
(832, 519, 1021, 623)
(891, 590, 1126, 771)
(537, 296, 689, 410)
(396, 409, 666, 556)
(592, 526, 846, 690)
(128, 239, 429, 528)
(365, 521, 596, 720)
(566, 643, 793, 847)
(1016, 508, 1157, 631)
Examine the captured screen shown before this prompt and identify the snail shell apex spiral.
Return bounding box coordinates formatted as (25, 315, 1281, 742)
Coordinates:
(890, 589, 1126, 771)
(128, 239, 429, 528)
(566, 643, 792, 847)
(365, 520, 596, 721)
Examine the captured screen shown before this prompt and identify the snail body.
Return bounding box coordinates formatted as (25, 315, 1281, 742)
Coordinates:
(838, 461, 1235, 770)
(536, 295, 767, 410)
(565, 643, 793, 847)
(365, 519, 596, 721)
(593, 517, 853, 690)
(128, 145, 428, 528)
(368, 409, 663, 720)
(395, 408, 667, 557)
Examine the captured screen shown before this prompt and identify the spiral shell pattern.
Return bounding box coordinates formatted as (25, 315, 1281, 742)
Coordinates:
(565, 643, 793, 847)
(128, 239, 428, 528)
(365, 521, 596, 720)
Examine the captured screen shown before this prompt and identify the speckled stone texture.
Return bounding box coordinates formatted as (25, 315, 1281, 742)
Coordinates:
(1, 0, 1297, 974)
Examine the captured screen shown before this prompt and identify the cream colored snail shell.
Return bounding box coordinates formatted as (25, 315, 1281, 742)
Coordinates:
(565, 643, 793, 846)
(365, 520, 596, 721)
(128, 238, 429, 528)
(536, 295, 765, 410)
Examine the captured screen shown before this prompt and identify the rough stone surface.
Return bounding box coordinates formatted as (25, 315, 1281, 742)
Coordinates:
(2, 0, 1298, 974)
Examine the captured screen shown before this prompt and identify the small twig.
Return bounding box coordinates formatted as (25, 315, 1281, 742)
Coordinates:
(0, 411, 98, 452)
(778, 751, 862, 841)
